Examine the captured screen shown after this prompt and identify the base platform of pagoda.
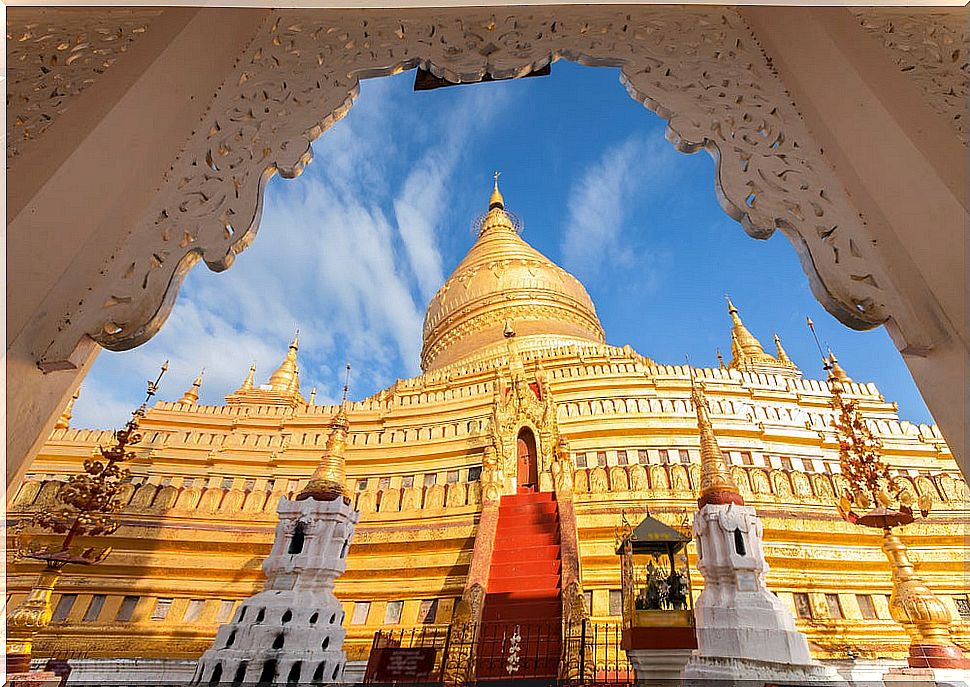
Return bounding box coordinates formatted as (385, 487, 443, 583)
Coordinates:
(683, 655, 844, 686)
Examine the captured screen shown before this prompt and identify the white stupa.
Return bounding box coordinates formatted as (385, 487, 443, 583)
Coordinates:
(192, 404, 359, 685)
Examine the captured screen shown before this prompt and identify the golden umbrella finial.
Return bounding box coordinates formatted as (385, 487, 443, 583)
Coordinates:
(268, 329, 301, 393)
(238, 362, 257, 392)
(489, 171, 504, 210)
(773, 334, 795, 367)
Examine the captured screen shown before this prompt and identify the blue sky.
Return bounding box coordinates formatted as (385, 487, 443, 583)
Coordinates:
(71, 61, 933, 428)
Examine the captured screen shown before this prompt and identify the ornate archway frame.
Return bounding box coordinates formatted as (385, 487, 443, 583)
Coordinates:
(25, 5, 945, 367)
(7, 6, 966, 486)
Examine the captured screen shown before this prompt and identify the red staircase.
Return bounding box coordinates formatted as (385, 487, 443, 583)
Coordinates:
(477, 491, 563, 680)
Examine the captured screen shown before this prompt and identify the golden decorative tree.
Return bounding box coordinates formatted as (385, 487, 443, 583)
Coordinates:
(7, 364, 168, 673)
(825, 356, 965, 669)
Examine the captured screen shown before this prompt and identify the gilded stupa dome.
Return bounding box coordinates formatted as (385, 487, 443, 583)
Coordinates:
(421, 178, 605, 371)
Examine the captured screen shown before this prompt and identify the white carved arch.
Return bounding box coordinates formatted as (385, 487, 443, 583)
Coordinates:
(34, 7, 911, 365)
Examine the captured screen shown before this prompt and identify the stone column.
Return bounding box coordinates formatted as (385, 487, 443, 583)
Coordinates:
(6, 7, 270, 488)
(741, 6, 968, 473)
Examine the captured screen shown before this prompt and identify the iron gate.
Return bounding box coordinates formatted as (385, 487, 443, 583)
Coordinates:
(363, 620, 633, 685)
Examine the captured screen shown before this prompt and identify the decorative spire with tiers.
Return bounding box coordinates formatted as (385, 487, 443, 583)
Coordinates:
(725, 297, 800, 376)
(683, 360, 833, 684)
(774, 334, 794, 367)
(54, 388, 80, 430)
(178, 370, 204, 405)
(689, 371, 743, 508)
(827, 349, 851, 383)
(421, 176, 604, 371)
(298, 366, 352, 503)
(225, 335, 305, 407)
(268, 330, 301, 393)
(238, 362, 256, 392)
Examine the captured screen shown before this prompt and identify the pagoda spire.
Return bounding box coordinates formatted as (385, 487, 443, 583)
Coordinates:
(178, 370, 204, 405)
(297, 364, 352, 502)
(268, 330, 301, 394)
(489, 171, 504, 210)
(689, 370, 743, 508)
(236, 362, 257, 393)
(827, 349, 851, 383)
(773, 334, 795, 368)
(727, 296, 767, 361)
(54, 388, 80, 430)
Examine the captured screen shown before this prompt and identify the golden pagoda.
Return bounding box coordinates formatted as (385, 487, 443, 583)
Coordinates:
(7, 180, 968, 681)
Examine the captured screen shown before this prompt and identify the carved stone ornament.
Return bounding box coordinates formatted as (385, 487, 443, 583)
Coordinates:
(35, 7, 915, 365)
(484, 360, 559, 497)
(854, 8, 969, 145)
(6, 9, 161, 163)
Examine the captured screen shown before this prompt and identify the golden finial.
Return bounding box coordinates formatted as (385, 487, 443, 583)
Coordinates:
(688, 361, 742, 508)
(308, 387, 317, 405)
(297, 364, 352, 502)
(268, 329, 301, 394)
(774, 334, 795, 367)
(178, 369, 204, 405)
(725, 296, 768, 360)
(715, 350, 726, 370)
(827, 348, 851, 383)
(340, 363, 351, 405)
(54, 388, 81, 430)
(489, 171, 504, 210)
(238, 362, 257, 392)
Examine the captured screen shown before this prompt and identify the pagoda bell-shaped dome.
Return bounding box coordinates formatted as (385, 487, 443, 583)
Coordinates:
(421, 176, 605, 371)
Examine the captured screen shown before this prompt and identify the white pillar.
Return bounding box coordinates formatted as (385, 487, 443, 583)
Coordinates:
(6, 8, 269, 488)
(741, 6, 968, 474)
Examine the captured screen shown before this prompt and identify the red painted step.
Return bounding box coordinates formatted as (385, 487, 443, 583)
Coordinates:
(478, 491, 563, 680)
(481, 597, 562, 622)
(499, 491, 556, 504)
(488, 559, 561, 578)
(490, 544, 562, 564)
(487, 575, 561, 594)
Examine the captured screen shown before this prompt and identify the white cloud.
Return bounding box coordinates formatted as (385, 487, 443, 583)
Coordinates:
(561, 134, 675, 279)
(72, 74, 508, 429)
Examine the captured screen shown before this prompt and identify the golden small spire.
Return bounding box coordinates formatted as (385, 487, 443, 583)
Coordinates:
(489, 171, 504, 210)
(828, 349, 851, 383)
(689, 368, 743, 508)
(308, 387, 317, 405)
(238, 362, 257, 392)
(726, 296, 768, 360)
(716, 349, 726, 370)
(297, 364, 352, 502)
(774, 334, 794, 367)
(178, 369, 204, 405)
(268, 330, 301, 394)
(54, 388, 80, 430)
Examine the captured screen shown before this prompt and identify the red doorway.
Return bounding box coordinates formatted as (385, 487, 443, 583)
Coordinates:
(516, 428, 538, 493)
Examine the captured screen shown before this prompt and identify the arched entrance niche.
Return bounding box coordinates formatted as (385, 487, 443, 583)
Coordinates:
(6, 6, 965, 484)
(516, 427, 539, 493)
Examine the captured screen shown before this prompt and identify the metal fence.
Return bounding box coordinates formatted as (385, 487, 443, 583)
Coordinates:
(363, 620, 633, 686)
